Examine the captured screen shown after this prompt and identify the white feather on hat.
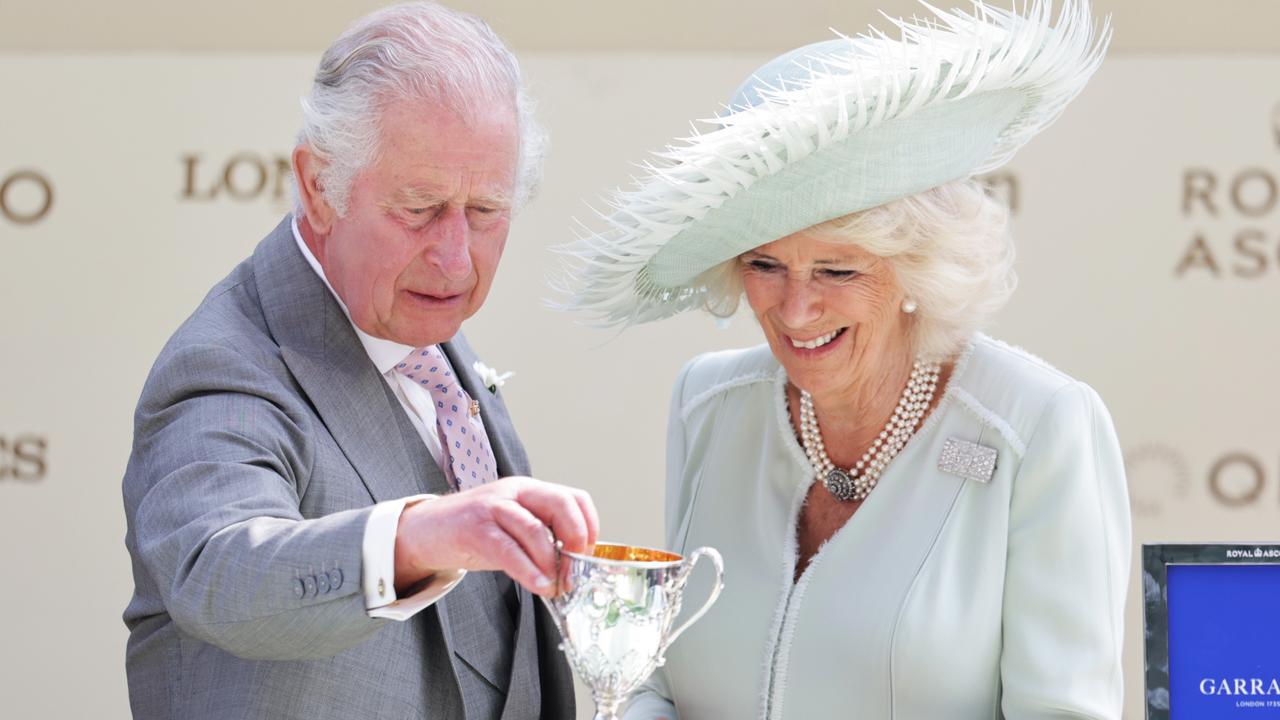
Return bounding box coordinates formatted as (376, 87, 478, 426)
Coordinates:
(555, 0, 1111, 328)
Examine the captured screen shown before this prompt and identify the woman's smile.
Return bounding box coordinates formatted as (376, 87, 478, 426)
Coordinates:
(784, 326, 850, 357)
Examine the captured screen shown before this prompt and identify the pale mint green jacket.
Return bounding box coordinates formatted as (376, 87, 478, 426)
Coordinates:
(626, 334, 1130, 720)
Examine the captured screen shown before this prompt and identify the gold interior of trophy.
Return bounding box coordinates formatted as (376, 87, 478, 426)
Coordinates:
(589, 543, 682, 563)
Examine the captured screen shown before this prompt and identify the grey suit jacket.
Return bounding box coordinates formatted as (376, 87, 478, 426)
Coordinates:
(122, 217, 574, 720)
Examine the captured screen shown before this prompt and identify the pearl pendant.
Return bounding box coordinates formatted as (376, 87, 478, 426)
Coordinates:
(823, 468, 857, 502)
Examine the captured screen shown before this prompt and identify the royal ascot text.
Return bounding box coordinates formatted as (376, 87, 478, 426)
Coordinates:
(1177, 168, 1280, 278)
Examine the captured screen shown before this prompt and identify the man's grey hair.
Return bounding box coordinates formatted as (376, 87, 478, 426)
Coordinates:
(294, 1, 546, 218)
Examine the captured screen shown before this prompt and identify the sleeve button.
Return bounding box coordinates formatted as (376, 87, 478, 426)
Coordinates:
(303, 575, 317, 597)
(329, 569, 344, 591)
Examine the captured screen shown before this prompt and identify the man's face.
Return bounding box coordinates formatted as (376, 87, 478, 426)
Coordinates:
(311, 99, 519, 347)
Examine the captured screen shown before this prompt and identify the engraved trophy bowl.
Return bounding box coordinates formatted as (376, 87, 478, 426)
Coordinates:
(542, 542, 724, 720)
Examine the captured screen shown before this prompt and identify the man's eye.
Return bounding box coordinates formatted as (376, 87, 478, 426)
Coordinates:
(405, 204, 445, 218)
(469, 206, 497, 215)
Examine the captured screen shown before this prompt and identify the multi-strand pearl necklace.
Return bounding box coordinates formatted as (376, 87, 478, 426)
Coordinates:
(799, 358, 941, 503)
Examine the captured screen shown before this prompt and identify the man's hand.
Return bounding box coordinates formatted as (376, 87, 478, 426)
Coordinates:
(393, 476, 599, 597)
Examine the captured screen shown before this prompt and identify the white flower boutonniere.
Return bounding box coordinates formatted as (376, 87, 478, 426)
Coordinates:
(473, 361, 514, 394)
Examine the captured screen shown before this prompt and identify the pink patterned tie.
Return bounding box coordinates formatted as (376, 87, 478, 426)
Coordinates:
(395, 346, 499, 491)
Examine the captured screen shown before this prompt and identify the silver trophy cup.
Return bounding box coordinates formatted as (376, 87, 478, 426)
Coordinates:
(542, 542, 724, 720)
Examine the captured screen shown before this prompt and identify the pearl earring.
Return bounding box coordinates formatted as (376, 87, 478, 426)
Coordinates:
(902, 298, 918, 314)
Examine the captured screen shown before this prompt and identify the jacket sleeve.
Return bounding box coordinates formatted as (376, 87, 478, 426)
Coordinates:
(1000, 381, 1131, 719)
(623, 358, 700, 720)
(123, 341, 387, 661)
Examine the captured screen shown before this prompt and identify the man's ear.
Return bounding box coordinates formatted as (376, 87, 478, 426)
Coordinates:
(293, 145, 336, 234)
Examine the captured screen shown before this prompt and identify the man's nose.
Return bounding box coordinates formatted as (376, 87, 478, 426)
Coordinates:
(426, 206, 473, 281)
(778, 275, 822, 328)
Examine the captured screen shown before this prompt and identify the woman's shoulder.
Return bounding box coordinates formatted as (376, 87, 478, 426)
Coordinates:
(672, 343, 778, 416)
(961, 334, 1079, 393)
(950, 334, 1109, 456)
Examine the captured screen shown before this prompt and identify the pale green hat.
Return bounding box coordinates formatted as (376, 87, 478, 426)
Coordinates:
(557, 0, 1110, 327)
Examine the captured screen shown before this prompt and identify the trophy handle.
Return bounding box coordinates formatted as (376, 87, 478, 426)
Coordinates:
(540, 540, 569, 642)
(663, 546, 724, 648)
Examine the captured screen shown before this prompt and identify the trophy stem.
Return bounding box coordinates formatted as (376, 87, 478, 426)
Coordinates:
(593, 694, 622, 720)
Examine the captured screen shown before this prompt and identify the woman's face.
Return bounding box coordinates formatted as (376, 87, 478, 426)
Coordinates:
(740, 227, 913, 400)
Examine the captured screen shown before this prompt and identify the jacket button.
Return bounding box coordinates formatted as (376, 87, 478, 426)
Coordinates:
(303, 575, 317, 597)
(317, 572, 331, 594)
(295, 578, 306, 599)
(329, 568, 344, 591)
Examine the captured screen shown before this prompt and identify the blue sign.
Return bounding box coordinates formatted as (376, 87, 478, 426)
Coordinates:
(1167, 563, 1280, 718)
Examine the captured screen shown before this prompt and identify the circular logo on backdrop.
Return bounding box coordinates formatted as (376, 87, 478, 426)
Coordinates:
(1126, 444, 1280, 514)
(0, 169, 54, 225)
(1124, 442, 1192, 518)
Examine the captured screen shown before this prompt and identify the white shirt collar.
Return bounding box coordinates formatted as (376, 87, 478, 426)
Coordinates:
(291, 216, 419, 375)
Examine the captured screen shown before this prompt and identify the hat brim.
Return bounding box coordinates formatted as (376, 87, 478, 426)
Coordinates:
(647, 89, 1026, 288)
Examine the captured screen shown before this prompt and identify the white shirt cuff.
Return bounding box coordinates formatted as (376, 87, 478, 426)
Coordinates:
(361, 495, 466, 621)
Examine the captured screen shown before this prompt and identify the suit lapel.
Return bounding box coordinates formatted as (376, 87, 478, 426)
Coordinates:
(254, 217, 451, 502)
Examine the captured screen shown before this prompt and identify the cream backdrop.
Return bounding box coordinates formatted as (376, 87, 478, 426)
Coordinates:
(2, 52, 1279, 719)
